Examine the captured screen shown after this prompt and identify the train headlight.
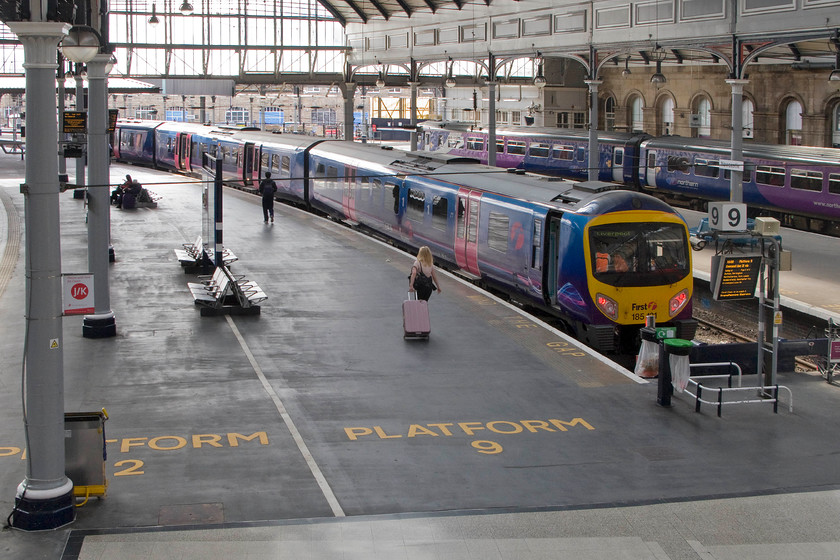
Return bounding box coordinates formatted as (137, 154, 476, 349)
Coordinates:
(595, 293, 618, 320)
(669, 289, 689, 317)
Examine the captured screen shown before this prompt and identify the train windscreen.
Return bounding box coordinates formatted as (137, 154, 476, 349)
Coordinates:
(590, 223, 689, 287)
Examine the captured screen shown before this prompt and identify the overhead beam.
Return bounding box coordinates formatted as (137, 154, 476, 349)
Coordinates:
(394, 0, 414, 17)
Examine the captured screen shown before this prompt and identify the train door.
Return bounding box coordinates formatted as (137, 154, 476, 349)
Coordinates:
(455, 189, 481, 276)
(612, 147, 624, 183)
(176, 133, 190, 170)
(645, 150, 657, 186)
(342, 165, 358, 222)
(545, 215, 561, 304)
(243, 142, 255, 186)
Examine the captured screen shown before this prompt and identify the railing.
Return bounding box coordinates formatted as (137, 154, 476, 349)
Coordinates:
(682, 361, 793, 417)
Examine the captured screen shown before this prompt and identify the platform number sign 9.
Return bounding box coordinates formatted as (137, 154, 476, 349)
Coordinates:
(708, 202, 747, 232)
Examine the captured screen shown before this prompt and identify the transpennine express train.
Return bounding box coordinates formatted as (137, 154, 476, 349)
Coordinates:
(112, 119, 697, 353)
(416, 121, 840, 230)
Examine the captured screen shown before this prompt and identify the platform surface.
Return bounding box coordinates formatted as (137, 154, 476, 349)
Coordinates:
(1, 154, 839, 559)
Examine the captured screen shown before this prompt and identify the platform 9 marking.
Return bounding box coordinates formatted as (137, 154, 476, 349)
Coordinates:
(471, 440, 503, 454)
(113, 459, 145, 476)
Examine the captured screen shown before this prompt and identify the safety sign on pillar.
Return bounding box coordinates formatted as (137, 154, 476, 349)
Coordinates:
(62, 273, 95, 315)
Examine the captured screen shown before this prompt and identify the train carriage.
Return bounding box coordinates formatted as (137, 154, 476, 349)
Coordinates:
(112, 119, 162, 166)
(110, 119, 696, 354)
(639, 137, 840, 223)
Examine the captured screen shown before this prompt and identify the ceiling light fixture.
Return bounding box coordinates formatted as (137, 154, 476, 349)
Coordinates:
(148, 3, 160, 25)
(445, 57, 456, 88)
(533, 52, 547, 88)
(622, 56, 632, 77)
(179, 0, 194, 15)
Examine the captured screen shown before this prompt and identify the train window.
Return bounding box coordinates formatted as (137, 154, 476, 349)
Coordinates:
(576, 147, 586, 161)
(447, 136, 464, 149)
(261, 153, 270, 169)
(507, 141, 526, 155)
(407, 188, 425, 222)
(589, 223, 689, 287)
(532, 219, 542, 270)
(552, 146, 574, 160)
(647, 152, 657, 169)
(281, 156, 290, 177)
(315, 163, 325, 177)
(723, 168, 753, 183)
(667, 156, 690, 173)
(385, 182, 398, 214)
(614, 150, 624, 166)
(829, 174, 840, 195)
(468, 200, 479, 243)
(457, 199, 466, 239)
(790, 169, 823, 192)
(167, 137, 174, 154)
(755, 165, 786, 187)
(271, 154, 279, 173)
(529, 144, 550, 158)
(327, 166, 338, 184)
(431, 196, 448, 231)
(496, 139, 504, 154)
(467, 137, 484, 151)
(488, 212, 509, 253)
(693, 159, 720, 178)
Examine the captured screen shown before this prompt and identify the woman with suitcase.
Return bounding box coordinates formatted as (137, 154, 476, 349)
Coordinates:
(408, 246, 441, 301)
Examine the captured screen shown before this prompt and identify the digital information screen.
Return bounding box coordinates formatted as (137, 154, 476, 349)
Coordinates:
(711, 255, 762, 300)
(62, 111, 86, 134)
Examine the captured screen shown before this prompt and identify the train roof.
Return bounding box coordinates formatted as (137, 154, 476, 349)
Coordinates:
(642, 136, 840, 164)
(418, 121, 645, 143)
(311, 141, 668, 214)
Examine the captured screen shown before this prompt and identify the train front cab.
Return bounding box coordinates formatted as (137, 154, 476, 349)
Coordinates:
(581, 211, 696, 353)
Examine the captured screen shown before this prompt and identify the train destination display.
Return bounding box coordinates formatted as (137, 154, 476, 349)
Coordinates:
(710, 255, 762, 300)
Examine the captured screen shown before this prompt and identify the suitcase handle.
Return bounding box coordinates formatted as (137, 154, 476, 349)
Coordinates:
(407, 291, 417, 300)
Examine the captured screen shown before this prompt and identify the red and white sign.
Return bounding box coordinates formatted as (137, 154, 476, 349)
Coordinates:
(62, 273, 94, 315)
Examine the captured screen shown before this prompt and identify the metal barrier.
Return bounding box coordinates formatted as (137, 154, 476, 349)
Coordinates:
(683, 362, 793, 417)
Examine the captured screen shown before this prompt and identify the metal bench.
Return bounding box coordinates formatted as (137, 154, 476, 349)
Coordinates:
(187, 266, 264, 316)
(175, 236, 238, 272)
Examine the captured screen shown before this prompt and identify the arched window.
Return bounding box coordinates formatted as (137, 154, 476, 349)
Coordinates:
(661, 97, 674, 136)
(742, 99, 754, 139)
(832, 103, 840, 148)
(785, 100, 803, 145)
(604, 96, 616, 131)
(696, 98, 711, 138)
(630, 96, 644, 133)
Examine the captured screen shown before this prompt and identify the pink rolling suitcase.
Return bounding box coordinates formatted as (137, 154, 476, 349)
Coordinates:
(403, 292, 431, 339)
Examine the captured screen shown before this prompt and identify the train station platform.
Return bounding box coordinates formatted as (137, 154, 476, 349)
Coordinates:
(1, 154, 840, 559)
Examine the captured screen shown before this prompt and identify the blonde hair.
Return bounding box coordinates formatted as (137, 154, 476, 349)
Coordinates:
(417, 246, 433, 268)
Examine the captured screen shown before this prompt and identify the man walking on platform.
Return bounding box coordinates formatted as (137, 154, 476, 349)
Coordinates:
(258, 171, 278, 223)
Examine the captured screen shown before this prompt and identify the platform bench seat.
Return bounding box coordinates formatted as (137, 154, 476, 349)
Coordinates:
(174, 236, 204, 266)
(187, 267, 231, 308)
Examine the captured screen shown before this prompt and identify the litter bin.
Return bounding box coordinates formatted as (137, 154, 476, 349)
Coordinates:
(65, 409, 108, 503)
(656, 339, 693, 407)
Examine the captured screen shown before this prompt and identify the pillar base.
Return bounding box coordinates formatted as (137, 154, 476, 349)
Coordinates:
(11, 484, 75, 531)
(83, 312, 116, 338)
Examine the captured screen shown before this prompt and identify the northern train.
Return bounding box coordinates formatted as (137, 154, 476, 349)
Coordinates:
(416, 121, 840, 231)
(112, 119, 697, 353)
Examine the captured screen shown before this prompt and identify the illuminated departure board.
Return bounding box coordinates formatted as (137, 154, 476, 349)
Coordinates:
(62, 111, 86, 134)
(711, 255, 762, 300)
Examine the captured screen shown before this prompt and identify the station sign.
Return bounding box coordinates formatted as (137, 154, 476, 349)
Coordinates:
(719, 160, 744, 172)
(708, 202, 747, 232)
(108, 109, 119, 132)
(710, 255, 762, 300)
(62, 111, 87, 134)
(62, 273, 94, 315)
